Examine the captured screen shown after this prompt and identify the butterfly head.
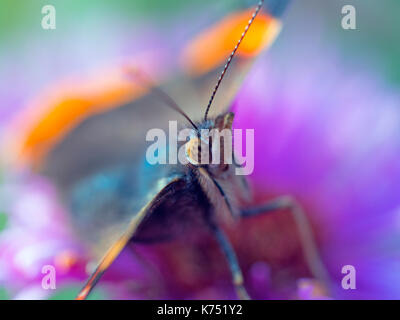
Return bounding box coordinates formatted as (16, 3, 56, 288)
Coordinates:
(185, 112, 234, 172)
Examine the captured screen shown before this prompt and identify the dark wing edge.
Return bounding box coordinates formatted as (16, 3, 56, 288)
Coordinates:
(76, 176, 184, 300)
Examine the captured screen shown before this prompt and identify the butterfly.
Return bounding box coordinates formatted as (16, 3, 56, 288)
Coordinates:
(9, 0, 330, 299)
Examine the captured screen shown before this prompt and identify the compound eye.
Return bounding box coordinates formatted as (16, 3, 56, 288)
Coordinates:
(185, 137, 210, 165)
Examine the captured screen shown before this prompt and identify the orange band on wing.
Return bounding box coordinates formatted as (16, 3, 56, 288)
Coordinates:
(17, 73, 145, 168)
(8, 57, 161, 169)
(181, 9, 281, 76)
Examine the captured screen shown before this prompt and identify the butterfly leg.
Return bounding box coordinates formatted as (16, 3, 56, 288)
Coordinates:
(240, 195, 330, 288)
(208, 222, 250, 300)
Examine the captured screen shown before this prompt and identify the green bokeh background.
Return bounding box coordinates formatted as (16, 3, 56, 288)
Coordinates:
(0, 0, 399, 83)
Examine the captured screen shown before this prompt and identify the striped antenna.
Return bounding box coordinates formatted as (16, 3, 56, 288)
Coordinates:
(203, 0, 264, 121)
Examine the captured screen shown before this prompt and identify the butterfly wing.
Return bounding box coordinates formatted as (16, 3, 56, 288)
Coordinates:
(75, 175, 187, 299)
(179, 0, 291, 119)
(40, 85, 185, 191)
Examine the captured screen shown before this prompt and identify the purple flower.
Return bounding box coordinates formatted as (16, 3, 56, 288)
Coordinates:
(232, 44, 400, 299)
(0, 173, 86, 298)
